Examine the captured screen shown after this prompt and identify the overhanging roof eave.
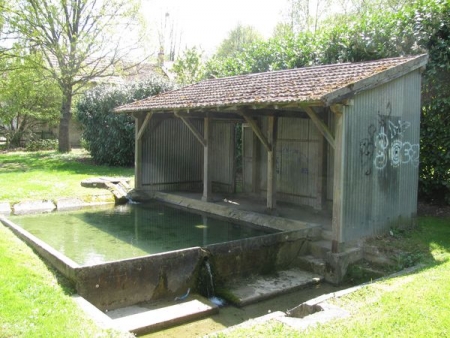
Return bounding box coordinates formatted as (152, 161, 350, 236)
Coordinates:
(321, 53, 428, 106)
(115, 99, 326, 115)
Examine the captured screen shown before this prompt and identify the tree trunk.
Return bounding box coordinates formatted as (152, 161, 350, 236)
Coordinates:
(58, 88, 73, 152)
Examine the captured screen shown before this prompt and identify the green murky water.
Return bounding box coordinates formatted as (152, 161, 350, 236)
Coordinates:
(12, 202, 273, 266)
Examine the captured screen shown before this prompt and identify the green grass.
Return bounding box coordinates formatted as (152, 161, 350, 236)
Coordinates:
(1, 150, 449, 337)
(216, 217, 450, 337)
(0, 222, 128, 337)
(0, 149, 134, 203)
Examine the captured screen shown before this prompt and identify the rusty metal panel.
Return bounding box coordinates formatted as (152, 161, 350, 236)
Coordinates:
(341, 70, 422, 242)
(211, 121, 235, 193)
(141, 118, 203, 191)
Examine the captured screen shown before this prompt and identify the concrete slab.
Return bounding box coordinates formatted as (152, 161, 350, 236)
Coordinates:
(149, 191, 322, 237)
(55, 196, 115, 210)
(0, 202, 11, 216)
(108, 297, 219, 335)
(12, 200, 55, 215)
(228, 268, 323, 307)
(72, 295, 132, 336)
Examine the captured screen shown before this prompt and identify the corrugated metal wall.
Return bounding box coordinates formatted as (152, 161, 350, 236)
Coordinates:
(141, 117, 203, 191)
(244, 116, 322, 207)
(211, 121, 235, 193)
(141, 118, 235, 193)
(341, 70, 422, 242)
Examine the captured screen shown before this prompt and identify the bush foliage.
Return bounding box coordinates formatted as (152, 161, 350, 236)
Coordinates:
(205, 0, 450, 204)
(75, 76, 173, 166)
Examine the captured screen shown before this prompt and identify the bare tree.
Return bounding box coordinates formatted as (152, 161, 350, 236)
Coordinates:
(284, 0, 332, 34)
(156, 10, 183, 63)
(1, 0, 146, 152)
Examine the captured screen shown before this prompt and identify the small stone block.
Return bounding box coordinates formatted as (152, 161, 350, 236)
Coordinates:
(111, 298, 218, 335)
(0, 202, 11, 216)
(13, 200, 56, 215)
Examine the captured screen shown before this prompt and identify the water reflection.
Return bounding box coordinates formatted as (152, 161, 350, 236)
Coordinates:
(12, 201, 274, 266)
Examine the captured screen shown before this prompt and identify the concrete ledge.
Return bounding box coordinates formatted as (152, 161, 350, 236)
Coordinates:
(150, 191, 322, 237)
(55, 196, 115, 210)
(227, 268, 322, 307)
(80, 177, 131, 189)
(13, 200, 56, 215)
(0, 202, 11, 216)
(108, 297, 219, 335)
(72, 295, 132, 337)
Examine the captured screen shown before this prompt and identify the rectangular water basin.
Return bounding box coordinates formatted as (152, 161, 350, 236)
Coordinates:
(1, 199, 319, 310)
(11, 201, 274, 266)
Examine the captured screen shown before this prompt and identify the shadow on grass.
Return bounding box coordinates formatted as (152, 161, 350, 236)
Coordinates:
(345, 216, 450, 285)
(0, 150, 133, 176)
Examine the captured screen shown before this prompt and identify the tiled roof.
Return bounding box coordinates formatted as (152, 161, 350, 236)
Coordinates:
(115, 54, 428, 113)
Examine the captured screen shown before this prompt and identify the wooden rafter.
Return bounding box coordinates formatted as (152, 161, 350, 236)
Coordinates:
(241, 112, 272, 152)
(304, 107, 335, 150)
(137, 112, 153, 141)
(175, 112, 207, 147)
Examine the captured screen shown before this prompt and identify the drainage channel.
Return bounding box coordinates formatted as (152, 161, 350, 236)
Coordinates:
(142, 282, 349, 338)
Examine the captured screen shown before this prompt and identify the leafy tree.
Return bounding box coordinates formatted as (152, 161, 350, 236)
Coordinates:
(172, 47, 205, 85)
(1, 0, 145, 153)
(215, 24, 263, 59)
(0, 52, 61, 148)
(75, 76, 174, 166)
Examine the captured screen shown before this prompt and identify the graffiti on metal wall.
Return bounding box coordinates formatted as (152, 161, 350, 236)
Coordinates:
(360, 102, 419, 175)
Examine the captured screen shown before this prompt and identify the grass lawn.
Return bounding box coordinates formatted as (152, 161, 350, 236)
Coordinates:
(1, 150, 449, 337)
(216, 217, 450, 338)
(0, 149, 134, 203)
(0, 223, 129, 338)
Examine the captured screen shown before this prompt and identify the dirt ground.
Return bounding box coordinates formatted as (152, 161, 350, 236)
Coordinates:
(417, 201, 450, 218)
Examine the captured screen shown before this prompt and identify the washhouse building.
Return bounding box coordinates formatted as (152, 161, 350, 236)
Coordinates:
(116, 54, 428, 253)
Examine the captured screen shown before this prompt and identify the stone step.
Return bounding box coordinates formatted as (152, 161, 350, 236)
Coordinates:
(321, 229, 333, 241)
(107, 296, 218, 335)
(309, 240, 332, 259)
(296, 255, 327, 276)
(226, 268, 323, 307)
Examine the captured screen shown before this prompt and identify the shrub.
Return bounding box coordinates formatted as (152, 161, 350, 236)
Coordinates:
(26, 139, 58, 151)
(75, 76, 174, 166)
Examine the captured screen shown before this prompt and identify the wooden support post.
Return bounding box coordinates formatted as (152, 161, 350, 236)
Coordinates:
(332, 112, 345, 253)
(202, 117, 212, 202)
(267, 116, 277, 211)
(252, 125, 260, 194)
(315, 128, 327, 211)
(134, 116, 144, 189)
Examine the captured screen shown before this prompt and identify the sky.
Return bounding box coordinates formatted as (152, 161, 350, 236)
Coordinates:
(142, 0, 287, 55)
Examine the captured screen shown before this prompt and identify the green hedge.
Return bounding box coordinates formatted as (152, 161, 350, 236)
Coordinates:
(75, 76, 173, 166)
(205, 0, 450, 204)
